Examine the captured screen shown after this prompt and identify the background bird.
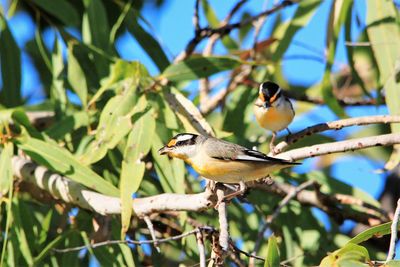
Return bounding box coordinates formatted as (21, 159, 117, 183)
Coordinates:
(159, 133, 300, 200)
(254, 81, 295, 154)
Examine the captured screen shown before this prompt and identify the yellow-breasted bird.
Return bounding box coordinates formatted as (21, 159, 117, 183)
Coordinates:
(254, 81, 295, 153)
(159, 133, 299, 199)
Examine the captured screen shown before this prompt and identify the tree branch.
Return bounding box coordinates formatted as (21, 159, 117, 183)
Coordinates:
(274, 115, 400, 153)
(251, 181, 389, 225)
(12, 156, 216, 216)
(277, 133, 400, 161)
(386, 198, 400, 262)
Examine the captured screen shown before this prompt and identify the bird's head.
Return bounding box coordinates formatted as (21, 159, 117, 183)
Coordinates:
(158, 133, 199, 160)
(258, 81, 282, 108)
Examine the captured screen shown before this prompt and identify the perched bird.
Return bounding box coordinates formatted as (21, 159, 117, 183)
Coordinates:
(158, 133, 299, 200)
(254, 81, 295, 153)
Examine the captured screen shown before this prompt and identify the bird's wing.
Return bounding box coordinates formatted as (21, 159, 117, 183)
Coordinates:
(205, 137, 299, 165)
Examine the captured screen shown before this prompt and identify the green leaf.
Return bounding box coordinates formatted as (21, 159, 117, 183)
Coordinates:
(271, 0, 322, 61)
(15, 136, 119, 197)
(80, 81, 138, 165)
(34, 231, 69, 264)
(160, 56, 241, 81)
(0, 142, 13, 195)
(31, 0, 79, 26)
(264, 236, 280, 267)
(120, 97, 155, 237)
(320, 243, 370, 267)
(51, 39, 67, 115)
(344, 4, 371, 97)
(0, 15, 22, 107)
(11, 109, 44, 140)
(119, 244, 136, 267)
(82, 0, 110, 52)
(366, 0, 400, 169)
(45, 111, 90, 140)
(67, 43, 88, 108)
(125, 9, 169, 71)
(385, 260, 400, 267)
(12, 198, 34, 266)
(89, 60, 150, 105)
(321, 0, 352, 117)
(151, 132, 175, 193)
(347, 221, 391, 245)
(0, 143, 14, 267)
(110, 2, 131, 44)
(38, 210, 53, 246)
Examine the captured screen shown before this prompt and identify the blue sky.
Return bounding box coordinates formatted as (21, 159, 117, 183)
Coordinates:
(0, 0, 394, 260)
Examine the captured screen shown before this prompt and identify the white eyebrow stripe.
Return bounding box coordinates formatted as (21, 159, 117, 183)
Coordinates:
(176, 134, 194, 142)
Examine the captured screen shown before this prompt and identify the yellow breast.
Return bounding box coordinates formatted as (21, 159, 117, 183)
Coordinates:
(254, 105, 294, 132)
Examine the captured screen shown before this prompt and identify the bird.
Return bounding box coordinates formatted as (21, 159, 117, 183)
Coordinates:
(254, 81, 295, 154)
(158, 133, 300, 201)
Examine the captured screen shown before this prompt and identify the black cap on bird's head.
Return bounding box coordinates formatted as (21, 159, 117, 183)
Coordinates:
(259, 81, 282, 108)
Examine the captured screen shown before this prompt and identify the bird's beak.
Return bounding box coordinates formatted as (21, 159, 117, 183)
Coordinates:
(158, 146, 170, 155)
(263, 101, 271, 109)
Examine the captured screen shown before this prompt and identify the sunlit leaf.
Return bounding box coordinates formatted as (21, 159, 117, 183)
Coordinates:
(264, 235, 280, 267)
(15, 136, 119, 197)
(366, 0, 400, 170)
(0, 142, 13, 195)
(67, 43, 88, 108)
(120, 97, 155, 237)
(320, 243, 370, 267)
(271, 0, 322, 61)
(151, 132, 175, 193)
(80, 81, 138, 165)
(347, 221, 391, 245)
(160, 56, 241, 81)
(51, 39, 67, 115)
(321, 0, 352, 117)
(89, 60, 150, 105)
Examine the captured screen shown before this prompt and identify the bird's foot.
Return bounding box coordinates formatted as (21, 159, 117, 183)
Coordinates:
(214, 181, 247, 209)
(269, 132, 277, 155)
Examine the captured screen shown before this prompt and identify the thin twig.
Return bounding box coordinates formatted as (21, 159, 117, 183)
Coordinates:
(175, 0, 296, 61)
(386, 198, 400, 262)
(193, 0, 201, 32)
(345, 41, 398, 47)
(144, 215, 160, 252)
(230, 242, 265, 262)
(274, 115, 400, 154)
(196, 231, 206, 267)
(53, 226, 215, 253)
(250, 180, 314, 266)
(251, 0, 270, 60)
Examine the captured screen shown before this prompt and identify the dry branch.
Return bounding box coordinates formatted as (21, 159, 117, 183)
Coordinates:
(274, 115, 400, 153)
(276, 133, 400, 161)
